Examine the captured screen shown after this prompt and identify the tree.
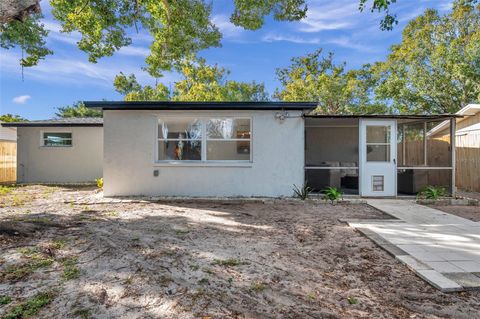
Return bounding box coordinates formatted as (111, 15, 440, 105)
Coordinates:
(274, 49, 389, 114)
(1, 0, 405, 74)
(372, 0, 480, 114)
(56, 101, 102, 117)
(0, 114, 27, 122)
(114, 58, 269, 101)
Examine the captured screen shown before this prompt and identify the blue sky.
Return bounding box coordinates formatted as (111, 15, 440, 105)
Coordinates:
(0, 0, 452, 120)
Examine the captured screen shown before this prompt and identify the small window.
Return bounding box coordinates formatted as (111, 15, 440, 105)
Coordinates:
(206, 118, 251, 161)
(43, 132, 72, 147)
(158, 118, 202, 161)
(366, 125, 391, 162)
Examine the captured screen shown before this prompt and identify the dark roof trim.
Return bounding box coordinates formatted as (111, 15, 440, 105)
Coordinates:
(84, 101, 318, 111)
(2, 123, 103, 127)
(304, 114, 462, 119)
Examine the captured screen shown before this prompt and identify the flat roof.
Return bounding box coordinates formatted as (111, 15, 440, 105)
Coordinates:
(2, 117, 103, 127)
(304, 114, 461, 120)
(84, 101, 319, 110)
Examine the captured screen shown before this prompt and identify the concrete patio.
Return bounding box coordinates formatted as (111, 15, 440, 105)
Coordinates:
(347, 199, 480, 292)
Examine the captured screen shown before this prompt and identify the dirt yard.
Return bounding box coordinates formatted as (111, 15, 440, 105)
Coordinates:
(1, 185, 480, 319)
(427, 205, 480, 222)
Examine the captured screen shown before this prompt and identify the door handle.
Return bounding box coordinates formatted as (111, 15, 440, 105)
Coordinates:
(393, 158, 396, 164)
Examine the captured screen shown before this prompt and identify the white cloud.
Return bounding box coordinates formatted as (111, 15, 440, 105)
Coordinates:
(297, 1, 359, 32)
(212, 14, 244, 38)
(13, 95, 31, 104)
(262, 33, 320, 44)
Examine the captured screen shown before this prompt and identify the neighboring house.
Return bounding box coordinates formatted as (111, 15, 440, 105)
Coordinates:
(0, 122, 17, 183)
(81, 101, 458, 198)
(429, 104, 480, 192)
(2, 118, 103, 183)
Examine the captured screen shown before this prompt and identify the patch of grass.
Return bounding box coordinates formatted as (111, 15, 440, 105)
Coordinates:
(198, 278, 209, 285)
(347, 297, 358, 305)
(72, 308, 92, 319)
(104, 211, 119, 217)
(189, 264, 200, 271)
(12, 195, 26, 206)
(51, 238, 68, 249)
(211, 258, 246, 267)
(61, 257, 80, 280)
(307, 291, 316, 300)
(0, 185, 16, 195)
(0, 295, 12, 305)
(157, 275, 173, 286)
(249, 282, 268, 293)
(175, 229, 190, 236)
(4, 292, 54, 319)
(202, 267, 214, 275)
(4, 248, 55, 281)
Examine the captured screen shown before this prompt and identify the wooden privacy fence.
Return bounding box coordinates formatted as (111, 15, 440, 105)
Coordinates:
(456, 147, 480, 192)
(0, 141, 16, 184)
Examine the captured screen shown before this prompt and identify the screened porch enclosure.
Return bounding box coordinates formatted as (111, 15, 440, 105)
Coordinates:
(304, 116, 456, 197)
(305, 118, 360, 194)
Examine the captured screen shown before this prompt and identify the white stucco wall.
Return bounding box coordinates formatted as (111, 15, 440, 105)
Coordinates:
(17, 126, 103, 183)
(103, 110, 305, 197)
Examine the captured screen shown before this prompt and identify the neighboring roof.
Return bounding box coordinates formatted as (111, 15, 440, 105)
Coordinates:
(427, 104, 480, 136)
(304, 114, 460, 120)
(84, 101, 319, 111)
(2, 117, 103, 127)
(0, 122, 17, 141)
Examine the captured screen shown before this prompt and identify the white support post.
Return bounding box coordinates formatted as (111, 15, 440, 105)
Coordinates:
(402, 124, 406, 166)
(450, 118, 456, 197)
(423, 121, 427, 166)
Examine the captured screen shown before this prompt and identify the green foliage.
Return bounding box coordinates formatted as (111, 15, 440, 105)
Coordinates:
(1, 1, 403, 72)
(275, 49, 390, 114)
(322, 187, 343, 203)
(61, 257, 80, 280)
(0, 114, 27, 122)
(0, 185, 16, 195)
(95, 178, 104, 189)
(0, 14, 52, 67)
(249, 281, 268, 293)
(0, 295, 12, 305)
(55, 102, 102, 118)
(4, 292, 54, 319)
(347, 296, 359, 305)
(293, 183, 313, 200)
(372, 0, 480, 113)
(114, 58, 269, 102)
(2, 248, 54, 281)
(417, 186, 448, 200)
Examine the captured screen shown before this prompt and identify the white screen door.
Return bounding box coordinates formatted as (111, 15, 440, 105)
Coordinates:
(360, 120, 396, 196)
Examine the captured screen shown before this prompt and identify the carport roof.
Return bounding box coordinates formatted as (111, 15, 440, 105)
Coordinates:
(84, 101, 319, 110)
(2, 117, 103, 127)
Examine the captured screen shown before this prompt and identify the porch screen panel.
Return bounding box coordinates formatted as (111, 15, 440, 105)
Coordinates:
(426, 121, 451, 167)
(397, 123, 424, 166)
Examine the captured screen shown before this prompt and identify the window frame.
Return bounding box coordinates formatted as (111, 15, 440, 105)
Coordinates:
(40, 131, 73, 148)
(155, 116, 252, 165)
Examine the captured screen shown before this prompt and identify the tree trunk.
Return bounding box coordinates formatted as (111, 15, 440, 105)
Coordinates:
(0, 0, 41, 23)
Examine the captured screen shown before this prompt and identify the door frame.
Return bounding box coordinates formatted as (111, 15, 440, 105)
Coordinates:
(359, 119, 397, 197)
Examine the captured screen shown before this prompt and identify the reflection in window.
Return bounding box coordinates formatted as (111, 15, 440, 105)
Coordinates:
(43, 132, 72, 147)
(366, 125, 391, 162)
(158, 118, 202, 161)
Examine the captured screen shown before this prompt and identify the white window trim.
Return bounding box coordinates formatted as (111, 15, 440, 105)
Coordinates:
(40, 131, 73, 148)
(155, 116, 253, 165)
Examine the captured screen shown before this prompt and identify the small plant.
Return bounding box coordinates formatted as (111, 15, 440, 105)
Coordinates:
(211, 258, 246, 267)
(293, 183, 314, 200)
(4, 292, 54, 319)
(322, 187, 343, 203)
(0, 185, 15, 195)
(198, 278, 209, 285)
(417, 185, 447, 200)
(249, 282, 268, 293)
(61, 257, 80, 280)
(0, 295, 12, 305)
(95, 178, 104, 189)
(347, 296, 358, 305)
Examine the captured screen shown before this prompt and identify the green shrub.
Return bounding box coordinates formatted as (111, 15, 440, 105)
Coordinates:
(95, 178, 103, 189)
(293, 183, 314, 200)
(417, 185, 447, 200)
(322, 187, 343, 203)
(0, 295, 12, 305)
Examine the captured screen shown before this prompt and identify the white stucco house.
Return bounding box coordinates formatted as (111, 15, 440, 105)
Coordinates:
(4, 102, 460, 197)
(82, 101, 458, 198)
(2, 118, 103, 183)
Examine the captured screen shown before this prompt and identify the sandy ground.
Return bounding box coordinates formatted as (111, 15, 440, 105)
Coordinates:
(1, 185, 480, 319)
(427, 205, 480, 222)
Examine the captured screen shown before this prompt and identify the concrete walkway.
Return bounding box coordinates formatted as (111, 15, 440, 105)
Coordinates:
(347, 199, 480, 292)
